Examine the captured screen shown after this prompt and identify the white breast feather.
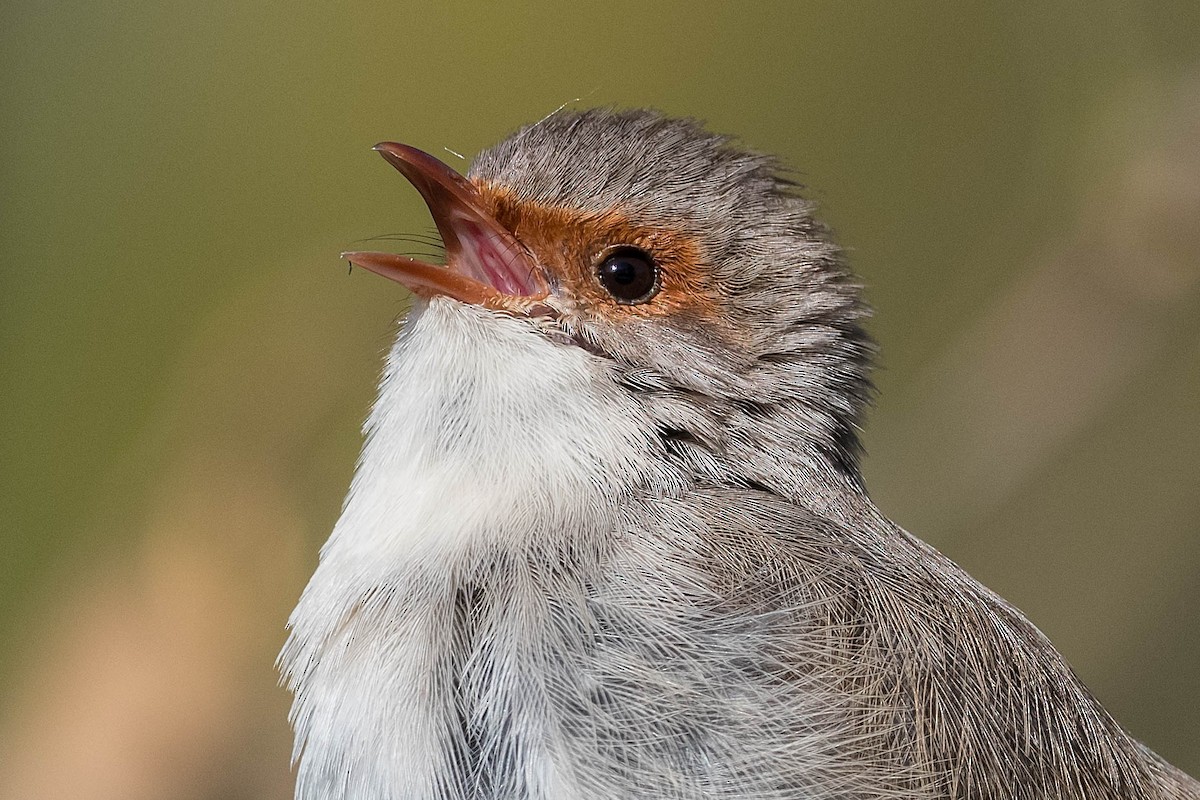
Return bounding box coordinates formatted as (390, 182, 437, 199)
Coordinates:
(280, 298, 662, 800)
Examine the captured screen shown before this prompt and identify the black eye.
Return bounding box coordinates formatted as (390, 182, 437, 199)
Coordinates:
(595, 247, 660, 305)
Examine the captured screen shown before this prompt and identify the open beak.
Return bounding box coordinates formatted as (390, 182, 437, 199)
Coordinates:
(342, 143, 549, 312)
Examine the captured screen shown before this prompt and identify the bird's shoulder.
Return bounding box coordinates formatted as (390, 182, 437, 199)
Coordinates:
(618, 485, 905, 591)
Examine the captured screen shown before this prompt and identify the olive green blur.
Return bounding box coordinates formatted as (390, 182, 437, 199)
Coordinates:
(1, 2, 1197, 798)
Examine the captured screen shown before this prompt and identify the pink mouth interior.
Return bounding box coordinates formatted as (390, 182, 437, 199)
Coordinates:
(451, 214, 542, 297)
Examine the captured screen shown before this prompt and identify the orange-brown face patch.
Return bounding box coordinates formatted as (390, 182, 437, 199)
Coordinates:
(473, 181, 724, 327)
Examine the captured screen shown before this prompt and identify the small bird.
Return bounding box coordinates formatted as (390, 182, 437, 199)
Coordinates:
(280, 109, 1198, 800)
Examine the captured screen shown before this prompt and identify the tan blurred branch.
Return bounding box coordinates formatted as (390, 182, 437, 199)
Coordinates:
(0, 264, 390, 800)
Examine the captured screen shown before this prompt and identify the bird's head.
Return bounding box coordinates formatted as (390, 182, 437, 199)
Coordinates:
(346, 109, 874, 501)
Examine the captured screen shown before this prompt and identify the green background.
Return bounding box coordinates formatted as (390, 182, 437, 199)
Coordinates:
(2, 2, 1197, 797)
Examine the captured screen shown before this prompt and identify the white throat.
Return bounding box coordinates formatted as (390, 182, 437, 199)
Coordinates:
(281, 298, 662, 800)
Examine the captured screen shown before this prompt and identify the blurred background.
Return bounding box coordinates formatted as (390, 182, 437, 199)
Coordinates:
(2, 2, 1198, 797)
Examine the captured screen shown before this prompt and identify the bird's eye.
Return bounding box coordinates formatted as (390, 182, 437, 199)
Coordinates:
(595, 247, 660, 305)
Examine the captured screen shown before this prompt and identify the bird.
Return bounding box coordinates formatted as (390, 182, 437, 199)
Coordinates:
(279, 109, 1199, 800)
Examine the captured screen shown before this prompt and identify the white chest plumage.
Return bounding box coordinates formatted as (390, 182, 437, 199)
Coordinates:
(280, 298, 663, 800)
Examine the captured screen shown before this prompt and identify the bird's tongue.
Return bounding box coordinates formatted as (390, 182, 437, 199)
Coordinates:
(343, 143, 547, 306)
